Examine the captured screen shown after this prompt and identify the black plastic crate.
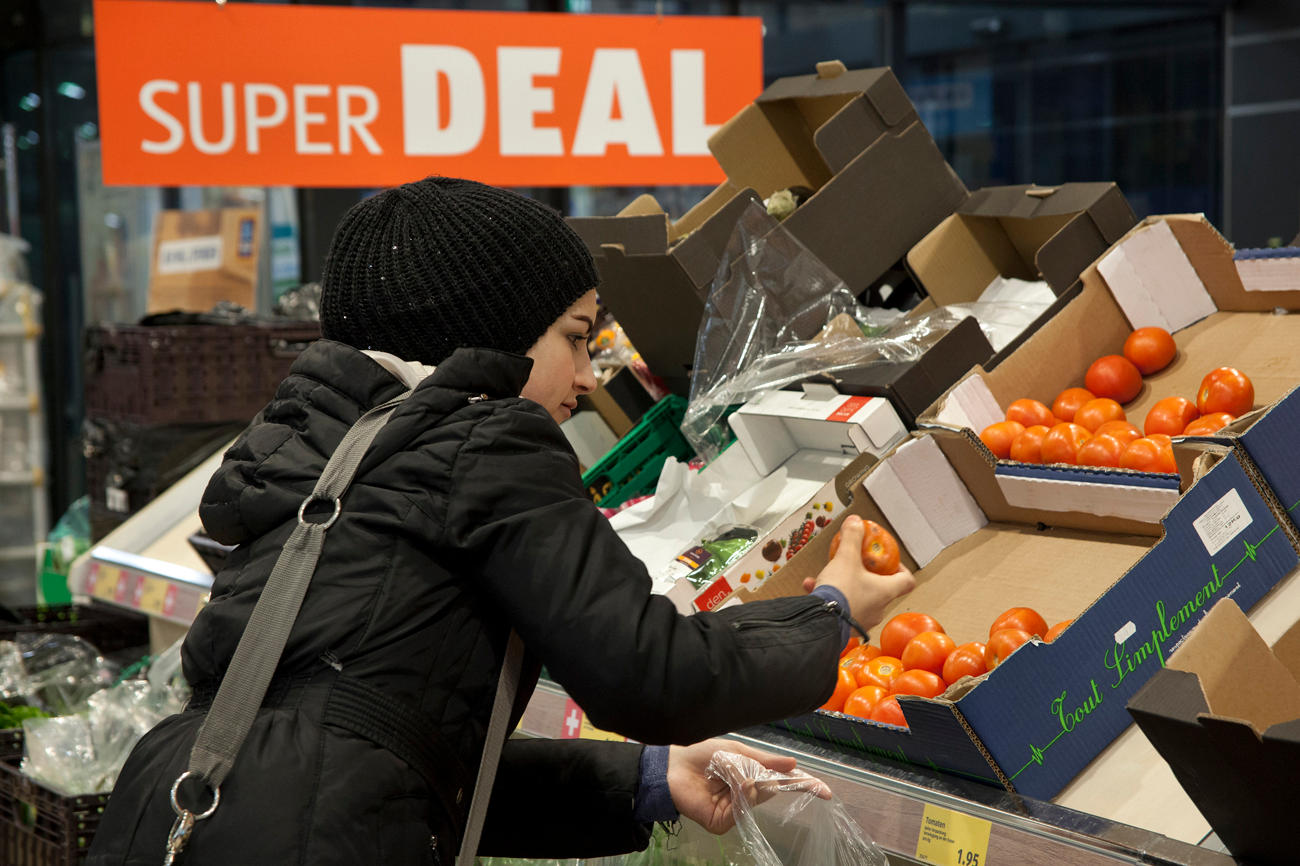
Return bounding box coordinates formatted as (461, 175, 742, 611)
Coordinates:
(0, 758, 108, 866)
(0, 605, 149, 657)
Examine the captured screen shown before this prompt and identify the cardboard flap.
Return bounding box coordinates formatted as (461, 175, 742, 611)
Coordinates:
(619, 194, 667, 218)
(1168, 599, 1300, 736)
(833, 450, 879, 506)
(568, 212, 668, 257)
(862, 436, 987, 567)
(1271, 613, 1300, 680)
(1097, 218, 1218, 331)
(673, 189, 764, 292)
(1031, 215, 1107, 293)
(712, 102, 829, 196)
(906, 214, 1029, 305)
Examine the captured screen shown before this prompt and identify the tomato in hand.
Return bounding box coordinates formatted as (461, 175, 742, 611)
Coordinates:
(868, 695, 909, 728)
(858, 656, 905, 691)
(990, 606, 1048, 638)
(891, 669, 947, 699)
(986, 628, 1033, 670)
(879, 612, 945, 659)
(829, 521, 901, 575)
(901, 631, 957, 676)
(1051, 387, 1095, 423)
(1074, 398, 1126, 432)
(980, 420, 1026, 459)
(1086, 355, 1143, 404)
(1093, 420, 1142, 447)
(820, 666, 857, 713)
(1009, 425, 1050, 464)
(843, 685, 889, 719)
(1144, 396, 1199, 436)
(1123, 326, 1177, 375)
(1197, 367, 1254, 417)
(1183, 412, 1235, 435)
(1040, 422, 1092, 465)
(1076, 433, 1124, 467)
(941, 642, 988, 684)
(1044, 620, 1073, 642)
(1006, 398, 1056, 429)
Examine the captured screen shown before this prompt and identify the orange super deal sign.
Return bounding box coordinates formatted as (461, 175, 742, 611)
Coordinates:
(93, 0, 761, 188)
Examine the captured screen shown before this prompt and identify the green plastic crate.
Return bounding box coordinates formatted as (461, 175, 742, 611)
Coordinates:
(582, 395, 695, 508)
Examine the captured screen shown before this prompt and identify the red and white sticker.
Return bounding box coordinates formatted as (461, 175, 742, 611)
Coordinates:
(693, 577, 733, 612)
(826, 395, 871, 423)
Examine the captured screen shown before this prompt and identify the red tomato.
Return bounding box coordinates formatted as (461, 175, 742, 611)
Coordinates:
(986, 628, 1033, 669)
(1076, 433, 1124, 467)
(858, 656, 905, 691)
(891, 669, 947, 699)
(879, 612, 945, 659)
(980, 420, 1026, 459)
(1197, 367, 1254, 417)
(1044, 620, 1073, 642)
(820, 666, 857, 713)
(1144, 396, 1199, 436)
(1051, 387, 1096, 423)
(828, 521, 902, 575)
(941, 642, 988, 684)
(1183, 412, 1235, 436)
(1006, 398, 1056, 429)
(1085, 355, 1143, 404)
(990, 607, 1048, 638)
(1074, 398, 1126, 432)
(1009, 425, 1051, 464)
(1093, 420, 1142, 447)
(1123, 327, 1177, 375)
(900, 631, 957, 676)
(843, 685, 889, 719)
(1040, 422, 1092, 465)
(840, 636, 863, 657)
(1120, 437, 1177, 474)
(1147, 433, 1178, 473)
(868, 695, 908, 728)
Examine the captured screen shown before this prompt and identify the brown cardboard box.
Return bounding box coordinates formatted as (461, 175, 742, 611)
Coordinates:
(148, 207, 261, 313)
(725, 424, 1298, 800)
(568, 61, 967, 396)
(1128, 598, 1300, 864)
(906, 182, 1136, 367)
(921, 214, 1300, 526)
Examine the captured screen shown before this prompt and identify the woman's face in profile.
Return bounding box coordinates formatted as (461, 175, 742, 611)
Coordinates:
(521, 289, 599, 423)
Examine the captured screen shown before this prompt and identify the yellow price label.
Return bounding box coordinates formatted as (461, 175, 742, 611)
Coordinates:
(137, 578, 169, 615)
(92, 566, 121, 602)
(578, 716, 625, 742)
(915, 803, 991, 865)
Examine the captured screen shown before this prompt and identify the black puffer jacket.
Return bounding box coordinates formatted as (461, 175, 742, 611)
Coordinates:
(88, 341, 842, 866)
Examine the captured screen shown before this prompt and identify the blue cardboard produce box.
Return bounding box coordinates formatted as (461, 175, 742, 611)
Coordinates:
(740, 425, 1300, 800)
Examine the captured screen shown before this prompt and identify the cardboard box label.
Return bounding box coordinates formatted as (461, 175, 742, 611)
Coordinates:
(826, 395, 871, 422)
(157, 235, 223, 275)
(915, 804, 991, 865)
(1193, 487, 1253, 555)
(694, 576, 733, 612)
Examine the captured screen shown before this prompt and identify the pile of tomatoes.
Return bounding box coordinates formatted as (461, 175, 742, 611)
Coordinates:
(821, 606, 1070, 727)
(978, 326, 1255, 472)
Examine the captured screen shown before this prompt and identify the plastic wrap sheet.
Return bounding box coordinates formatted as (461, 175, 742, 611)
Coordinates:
(683, 202, 964, 462)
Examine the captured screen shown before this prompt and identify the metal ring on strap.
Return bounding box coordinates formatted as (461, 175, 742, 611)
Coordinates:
(170, 771, 221, 820)
(297, 495, 342, 530)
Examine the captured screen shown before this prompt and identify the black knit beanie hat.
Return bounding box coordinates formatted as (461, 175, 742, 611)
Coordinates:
(320, 176, 598, 366)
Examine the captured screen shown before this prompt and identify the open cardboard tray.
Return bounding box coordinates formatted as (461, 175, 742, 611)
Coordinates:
(1128, 597, 1300, 864)
(568, 60, 967, 396)
(921, 214, 1300, 528)
(720, 423, 1300, 801)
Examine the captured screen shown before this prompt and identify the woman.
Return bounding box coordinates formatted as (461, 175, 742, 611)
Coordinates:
(88, 176, 914, 865)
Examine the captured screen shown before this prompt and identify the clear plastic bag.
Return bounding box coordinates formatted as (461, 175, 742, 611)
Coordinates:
(683, 201, 964, 462)
(0, 634, 113, 715)
(703, 750, 888, 866)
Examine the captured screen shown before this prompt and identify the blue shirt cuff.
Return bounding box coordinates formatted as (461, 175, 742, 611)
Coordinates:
(810, 584, 852, 646)
(632, 745, 678, 823)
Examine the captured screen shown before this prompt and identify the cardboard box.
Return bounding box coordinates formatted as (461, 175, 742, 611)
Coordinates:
(149, 207, 261, 313)
(906, 182, 1136, 368)
(664, 389, 906, 614)
(921, 214, 1300, 526)
(568, 61, 968, 396)
(1128, 598, 1300, 864)
(730, 425, 1298, 801)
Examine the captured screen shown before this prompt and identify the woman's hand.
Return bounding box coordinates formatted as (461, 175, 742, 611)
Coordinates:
(666, 739, 830, 835)
(802, 515, 915, 631)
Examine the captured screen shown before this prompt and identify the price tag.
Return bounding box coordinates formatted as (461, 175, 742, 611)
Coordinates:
(579, 715, 626, 742)
(138, 578, 169, 615)
(92, 566, 121, 602)
(915, 804, 991, 865)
